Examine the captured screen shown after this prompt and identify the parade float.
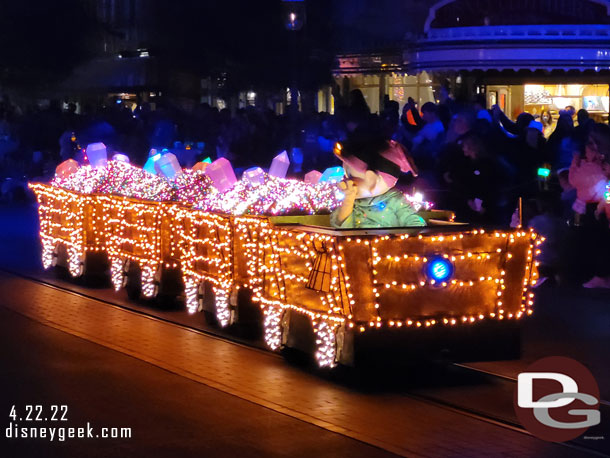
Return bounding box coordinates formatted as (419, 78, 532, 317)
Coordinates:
(29, 143, 541, 368)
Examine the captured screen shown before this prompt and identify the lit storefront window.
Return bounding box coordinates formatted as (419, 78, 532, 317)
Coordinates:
(387, 72, 435, 113)
(333, 72, 435, 115)
(524, 84, 610, 123)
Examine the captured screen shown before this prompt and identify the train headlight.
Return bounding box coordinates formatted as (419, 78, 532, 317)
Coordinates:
(425, 257, 454, 284)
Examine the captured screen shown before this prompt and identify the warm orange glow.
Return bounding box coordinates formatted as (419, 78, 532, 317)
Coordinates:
(29, 182, 540, 367)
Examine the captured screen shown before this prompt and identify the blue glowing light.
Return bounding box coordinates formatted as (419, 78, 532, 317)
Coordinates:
(425, 257, 454, 283)
(376, 201, 387, 211)
(320, 166, 345, 183)
(143, 153, 162, 175)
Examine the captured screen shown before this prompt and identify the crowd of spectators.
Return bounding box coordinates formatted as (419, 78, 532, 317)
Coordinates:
(388, 92, 610, 289)
(1, 87, 609, 287)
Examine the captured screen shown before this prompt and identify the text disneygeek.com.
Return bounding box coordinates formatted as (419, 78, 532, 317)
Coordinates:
(5, 422, 132, 441)
(5, 405, 131, 441)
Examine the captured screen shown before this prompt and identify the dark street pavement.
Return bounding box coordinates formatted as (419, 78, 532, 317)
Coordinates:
(0, 306, 397, 458)
(0, 271, 597, 458)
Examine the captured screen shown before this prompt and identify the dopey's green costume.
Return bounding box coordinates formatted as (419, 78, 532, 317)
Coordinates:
(330, 189, 426, 228)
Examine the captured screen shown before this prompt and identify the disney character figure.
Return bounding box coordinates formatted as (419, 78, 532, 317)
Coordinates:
(330, 133, 425, 228)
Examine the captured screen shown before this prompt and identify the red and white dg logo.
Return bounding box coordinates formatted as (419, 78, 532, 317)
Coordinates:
(514, 356, 600, 442)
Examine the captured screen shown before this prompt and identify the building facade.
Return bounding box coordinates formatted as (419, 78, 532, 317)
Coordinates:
(412, 0, 610, 121)
(332, 0, 610, 121)
(330, 0, 437, 114)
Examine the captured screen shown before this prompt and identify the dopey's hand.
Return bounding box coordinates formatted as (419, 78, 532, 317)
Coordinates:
(338, 180, 358, 200)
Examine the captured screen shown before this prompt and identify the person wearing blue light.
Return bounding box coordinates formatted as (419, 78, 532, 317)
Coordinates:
(331, 132, 426, 228)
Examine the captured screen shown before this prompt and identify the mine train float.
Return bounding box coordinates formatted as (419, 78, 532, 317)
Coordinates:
(30, 182, 541, 368)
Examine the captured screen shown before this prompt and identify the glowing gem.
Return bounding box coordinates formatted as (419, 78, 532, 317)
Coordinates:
(269, 150, 290, 178)
(143, 153, 162, 175)
(112, 153, 130, 163)
(55, 159, 79, 179)
(304, 170, 322, 184)
(320, 166, 345, 183)
(243, 167, 265, 185)
(154, 153, 183, 179)
(192, 161, 209, 173)
(206, 157, 237, 192)
(85, 143, 108, 168)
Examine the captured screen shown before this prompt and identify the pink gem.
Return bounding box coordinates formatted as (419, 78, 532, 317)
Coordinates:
(206, 157, 237, 192)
